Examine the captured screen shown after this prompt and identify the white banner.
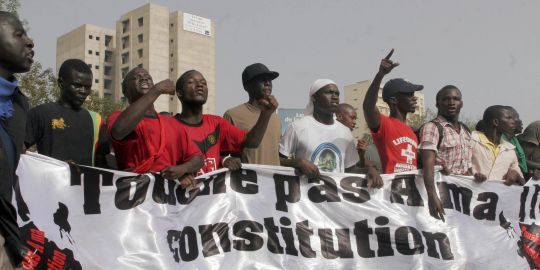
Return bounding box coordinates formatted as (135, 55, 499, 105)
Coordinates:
(14, 153, 539, 269)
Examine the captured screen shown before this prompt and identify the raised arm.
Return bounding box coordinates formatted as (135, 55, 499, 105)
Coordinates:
(110, 79, 175, 141)
(243, 95, 278, 148)
(363, 49, 399, 131)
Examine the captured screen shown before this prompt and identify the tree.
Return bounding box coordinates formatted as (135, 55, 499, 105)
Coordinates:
(0, 0, 20, 16)
(17, 62, 60, 108)
(84, 92, 124, 120)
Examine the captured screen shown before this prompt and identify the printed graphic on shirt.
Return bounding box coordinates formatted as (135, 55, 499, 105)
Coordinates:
(192, 125, 220, 175)
(52, 118, 67, 129)
(193, 125, 220, 154)
(393, 136, 418, 172)
(310, 143, 342, 173)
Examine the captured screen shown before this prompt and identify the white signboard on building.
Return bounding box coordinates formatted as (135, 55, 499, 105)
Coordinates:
(183, 13, 212, 37)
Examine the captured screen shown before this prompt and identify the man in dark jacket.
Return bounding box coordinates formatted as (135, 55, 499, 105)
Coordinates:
(0, 11, 34, 268)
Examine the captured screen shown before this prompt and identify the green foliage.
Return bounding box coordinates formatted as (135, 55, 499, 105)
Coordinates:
(0, 0, 20, 16)
(84, 92, 124, 120)
(17, 62, 60, 108)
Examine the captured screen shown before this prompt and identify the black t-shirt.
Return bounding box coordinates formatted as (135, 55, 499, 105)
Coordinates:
(25, 102, 108, 166)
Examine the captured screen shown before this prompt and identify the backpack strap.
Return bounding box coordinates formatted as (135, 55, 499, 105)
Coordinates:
(432, 120, 444, 149)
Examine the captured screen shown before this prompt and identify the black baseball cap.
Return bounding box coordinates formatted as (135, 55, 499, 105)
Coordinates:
(382, 78, 423, 101)
(242, 63, 279, 85)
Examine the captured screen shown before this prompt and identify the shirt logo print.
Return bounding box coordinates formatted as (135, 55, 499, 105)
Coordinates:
(51, 118, 66, 130)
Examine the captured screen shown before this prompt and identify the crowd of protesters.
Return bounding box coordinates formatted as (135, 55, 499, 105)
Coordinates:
(1, 11, 540, 269)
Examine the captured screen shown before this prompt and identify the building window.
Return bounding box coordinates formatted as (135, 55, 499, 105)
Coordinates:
(121, 67, 129, 79)
(95, 51, 100, 56)
(170, 68, 173, 72)
(96, 36, 100, 41)
(170, 53, 173, 58)
(104, 92, 112, 98)
(138, 34, 143, 43)
(170, 39, 173, 43)
(137, 63, 143, 68)
(170, 23, 174, 28)
(137, 49, 143, 58)
(104, 50, 113, 62)
(88, 50, 92, 55)
(121, 36, 129, 49)
(105, 35, 113, 47)
(95, 79, 99, 84)
(88, 64, 92, 68)
(138, 17, 144, 27)
(122, 19, 129, 33)
(89, 35, 93, 39)
(121, 52, 129, 64)
(95, 65, 99, 70)
(104, 66, 112, 76)
(104, 79, 112, 90)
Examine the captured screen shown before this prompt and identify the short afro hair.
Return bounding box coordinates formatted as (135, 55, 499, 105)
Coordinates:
(58, 59, 92, 80)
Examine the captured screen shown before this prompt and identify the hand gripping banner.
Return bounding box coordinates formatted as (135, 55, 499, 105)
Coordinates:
(13, 153, 539, 269)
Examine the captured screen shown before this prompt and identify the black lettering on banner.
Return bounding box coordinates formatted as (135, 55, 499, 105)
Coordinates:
(296, 220, 316, 258)
(307, 175, 340, 203)
(318, 228, 353, 259)
(340, 176, 370, 204)
(233, 220, 264, 251)
(422, 231, 454, 260)
(114, 175, 150, 210)
(264, 217, 284, 254)
(438, 182, 472, 215)
(176, 186, 200, 205)
(530, 185, 540, 220)
(198, 223, 231, 257)
(374, 216, 394, 257)
(69, 164, 114, 214)
(395, 226, 424, 255)
(180, 227, 199, 261)
(152, 174, 177, 205)
(279, 217, 298, 256)
(390, 175, 424, 206)
(167, 230, 181, 263)
(212, 172, 227, 194)
(472, 192, 498, 221)
(519, 186, 529, 222)
(230, 169, 258, 194)
(353, 220, 376, 258)
(273, 174, 300, 212)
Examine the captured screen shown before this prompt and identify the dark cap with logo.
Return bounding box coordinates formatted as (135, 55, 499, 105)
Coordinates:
(382, 78, 423, 101)
(242, 63, 279, 85)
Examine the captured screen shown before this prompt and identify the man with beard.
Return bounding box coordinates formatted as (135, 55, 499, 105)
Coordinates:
(108, 67, 203, 187)
(223, 63, 281, 166)
(280, 80, 382, 188)
(470, 105, 524, 184)
(25, 59, 109, 167)
(363, 50, 423, 173)
(174, 70, 277, 175)
(0, 11, 34, 269)
(418, 85, 472, 221)
(501, 106, 528, 177)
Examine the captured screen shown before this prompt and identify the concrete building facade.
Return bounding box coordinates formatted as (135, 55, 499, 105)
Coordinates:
(56, 3, 216, 114)
(344, 80, 425, 140)
(56, 24, 116, 98)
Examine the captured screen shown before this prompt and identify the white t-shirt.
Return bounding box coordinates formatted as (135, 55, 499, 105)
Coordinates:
(279, 115, 359, 173)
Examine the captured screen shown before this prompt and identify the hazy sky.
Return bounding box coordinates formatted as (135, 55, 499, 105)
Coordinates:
(20, 0, 540, 126)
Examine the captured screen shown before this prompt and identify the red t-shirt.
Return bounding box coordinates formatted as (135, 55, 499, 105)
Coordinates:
(174, 114, 246, 175)
(372, 115, 418, 173)
(107, 111, 202, 173)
